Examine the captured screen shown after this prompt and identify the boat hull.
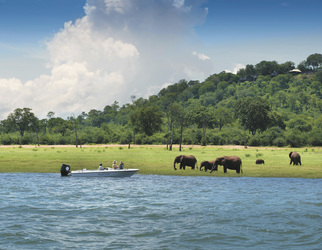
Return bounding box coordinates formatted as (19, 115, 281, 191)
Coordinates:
(70, 169, 139, 177)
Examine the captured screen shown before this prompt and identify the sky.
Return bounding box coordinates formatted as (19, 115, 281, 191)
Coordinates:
(0, 0, 321, 120)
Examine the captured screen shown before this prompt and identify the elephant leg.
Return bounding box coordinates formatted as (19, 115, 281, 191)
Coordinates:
(223, 167, 227, 173)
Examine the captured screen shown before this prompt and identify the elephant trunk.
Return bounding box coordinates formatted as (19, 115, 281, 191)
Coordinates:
(174, 162, 177, 171)
(210, 164, 218, 173)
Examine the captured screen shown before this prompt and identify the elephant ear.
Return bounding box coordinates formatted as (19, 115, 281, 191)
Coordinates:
(289, 152, 293, 158)
(215, 157, 224, 164)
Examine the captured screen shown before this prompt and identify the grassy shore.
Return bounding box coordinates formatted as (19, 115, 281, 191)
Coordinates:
(0, 145, 321, 178)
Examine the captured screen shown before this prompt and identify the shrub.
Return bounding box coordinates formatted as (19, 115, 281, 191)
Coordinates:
(273, 137, 286, 147)
(248, 137, 260, 146)
(201, 138, 207, 146)
(308, 129, 322, 146)
(209, 134, 224, 145)
(40, 134, 56, 145)
(0, 134, 13, 145)
(285, 131, 306, 147)
(55, 135, 68, 145)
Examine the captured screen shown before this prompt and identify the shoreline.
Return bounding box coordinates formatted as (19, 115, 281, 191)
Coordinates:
(1, 144, 320, 150)
(0, 145, 321, 178)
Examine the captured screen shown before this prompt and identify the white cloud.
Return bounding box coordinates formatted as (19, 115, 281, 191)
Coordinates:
(233, 63, 245, 74)
(192, 51, 210, 61)
(103, 0, 132, 14)
(224, 63, 245, 74)
(0, 0, 211, 119)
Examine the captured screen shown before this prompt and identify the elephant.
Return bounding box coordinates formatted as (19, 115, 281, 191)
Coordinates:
(174, 155, 197, 170)
(200, 161, 217, 172)
(256, 159, 265, 164)
(210, 156, 242, 174)
(289, 152, 301, 165)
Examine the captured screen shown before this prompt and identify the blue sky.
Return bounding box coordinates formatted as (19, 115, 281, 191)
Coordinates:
(0, 0, 321, 119)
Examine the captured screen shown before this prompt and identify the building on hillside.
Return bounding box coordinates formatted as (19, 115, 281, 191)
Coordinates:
(289, 69, 302, 75)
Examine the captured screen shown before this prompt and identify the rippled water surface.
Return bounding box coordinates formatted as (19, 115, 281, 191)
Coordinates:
(0, 173, 321, 249)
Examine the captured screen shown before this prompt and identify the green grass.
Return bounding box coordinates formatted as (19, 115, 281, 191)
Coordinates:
(0, 145, 321, 178)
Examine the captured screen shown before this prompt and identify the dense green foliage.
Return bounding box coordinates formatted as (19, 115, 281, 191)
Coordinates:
(1, 54, 322, 147)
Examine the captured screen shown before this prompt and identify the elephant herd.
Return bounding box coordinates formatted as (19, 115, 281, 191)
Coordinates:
(174, 155, 242, 174)
(173, 151, 301, 174)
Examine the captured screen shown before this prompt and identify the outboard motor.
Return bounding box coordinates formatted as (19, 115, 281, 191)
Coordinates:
(60, 164, 71, 176)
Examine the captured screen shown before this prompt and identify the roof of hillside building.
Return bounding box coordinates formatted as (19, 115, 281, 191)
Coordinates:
(289, 69, 302, 73)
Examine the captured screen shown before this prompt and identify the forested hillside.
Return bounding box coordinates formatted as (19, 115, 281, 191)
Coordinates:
(1, 53, 322, 148)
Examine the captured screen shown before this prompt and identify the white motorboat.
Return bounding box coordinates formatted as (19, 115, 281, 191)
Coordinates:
(71, 168, 139, 177)
(60, 164, 139, 177)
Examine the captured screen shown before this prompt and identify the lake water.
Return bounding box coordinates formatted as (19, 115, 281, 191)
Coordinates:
(0, 173, 321, 249)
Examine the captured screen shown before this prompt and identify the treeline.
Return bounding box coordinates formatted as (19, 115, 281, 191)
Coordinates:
(1, 53, 322, 148)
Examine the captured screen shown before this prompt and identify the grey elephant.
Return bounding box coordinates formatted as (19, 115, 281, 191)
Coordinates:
(289, 152, 301, 165)
(174, 155, 197, 170)
(256, 159, 265, 164)
(200, 161, 217, 172)
(210, 156, 242, 174)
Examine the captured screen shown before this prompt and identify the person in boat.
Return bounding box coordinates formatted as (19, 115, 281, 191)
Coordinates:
(112, 160, 118, 170)
(98, 163, 104, 170)
(119, 161, 124, 170)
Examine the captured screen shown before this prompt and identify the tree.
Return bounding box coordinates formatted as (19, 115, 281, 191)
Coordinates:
(135, 105, 163, 136)
(198, 81, 216, 96)
(7, 108, 37, 145)
(167, 102, 185, 151)
(306, 53, 322, 71)
(245, 64, 257, 80)
(255, 60, 278, 76)
(87, 109, 105, 127)
(275, 91, 287, 108)
(129, 110, 140, 144)
(297, 60, 308, 72)
(68, 115, 79, 147)
(315, 71, 322, 83)
(51, 117, 70, 136)
(287, 116, 313, 132)
(46, 111, 55, 133)
(214, 106, 232, 130)
(188, 106, 216, 146)
(278, 61, 295, 74)
(268, 111, 286, 129)
(0, 119, 13, 134)
(175, 103, 186, 152)
(234, 97, 271, 135)
(30, 116, 40, 146)
(47, 111, 55, 119)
